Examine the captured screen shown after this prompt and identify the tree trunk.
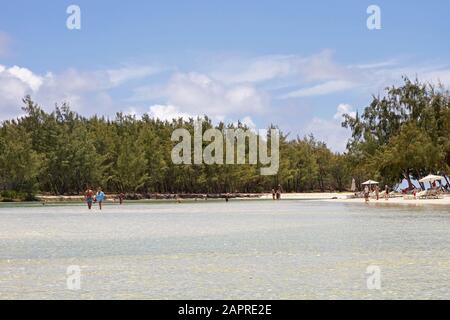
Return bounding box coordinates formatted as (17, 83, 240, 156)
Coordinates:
(416, 170, 425, 190)
(404, 171, 414, 190)
(443, 172, 450, 186)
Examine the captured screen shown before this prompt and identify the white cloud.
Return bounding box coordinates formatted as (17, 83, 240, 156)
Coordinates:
(41, 65, 158, 94)
(123, 106, 140, 118)
(146, 72, 268, 120)
(421, 69, 450, 87)
(107, 66, 160, 86)
(212, 55, 298, 84)
(0, 63, 162, 120)
(334, 103, 356, 120)
(305, 104, 355, 152)
(352, 59, 398, 69)
(214, 53, 397, 100)
(6, 65, 43, 91)
(148, 104, 193, 121)
(354, 63, 450, 94)
(146, 103, 258, 132)
(281, 80, 356, 98)
(233, 116, 257, 131)
(0, 64, 45, 119)
(241, 116, 256, 129)
(0, 75, 29, 117)
(212, 50, 348, 85)
(280, 57, 450, 100)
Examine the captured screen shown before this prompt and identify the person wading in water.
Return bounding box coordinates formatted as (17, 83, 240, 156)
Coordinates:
(276, 184, 283, 200)
(118, 192, 125, 205)
(95, 188, 105, 210)
(384, 185, 390, 200)
(364, 185, 370, 203)
(85, 187, 94, 210)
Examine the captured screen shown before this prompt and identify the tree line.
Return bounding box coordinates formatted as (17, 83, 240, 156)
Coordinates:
(0, 77, 449, 198)
(342, 77, 450, 190)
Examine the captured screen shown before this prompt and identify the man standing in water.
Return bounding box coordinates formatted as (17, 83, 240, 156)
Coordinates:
(84, 187, 94, 210)
(95, 188, 105, 210)
(118, 192, 125, 205)
(276, 184, 283, 200)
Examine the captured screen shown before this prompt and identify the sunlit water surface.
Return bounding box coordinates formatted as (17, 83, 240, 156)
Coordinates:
(0, 200, 449, 299)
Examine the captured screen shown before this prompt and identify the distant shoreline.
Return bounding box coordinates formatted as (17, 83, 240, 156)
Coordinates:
(26, 192, 350, 203)
(1, 192, 448, 206)
(33, 192, 450, 205)
(34, 193, 263, 203)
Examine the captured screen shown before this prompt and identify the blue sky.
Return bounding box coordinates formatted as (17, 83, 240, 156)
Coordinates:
(1, 1, 450, 151)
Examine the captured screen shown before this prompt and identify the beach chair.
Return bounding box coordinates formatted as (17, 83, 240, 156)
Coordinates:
(389, 191, 400, 198)
(403, 192, 415, 200)
(417, 190, 428, 199)
(351, 191, 364, 199)
(428, 189, 442, 199)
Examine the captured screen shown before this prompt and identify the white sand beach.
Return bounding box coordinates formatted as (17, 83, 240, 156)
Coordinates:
(260, 192, 450, 206)
(327, 195, 450, 206)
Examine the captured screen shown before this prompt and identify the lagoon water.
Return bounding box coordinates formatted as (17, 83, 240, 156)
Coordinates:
(0, 200, 449, 299)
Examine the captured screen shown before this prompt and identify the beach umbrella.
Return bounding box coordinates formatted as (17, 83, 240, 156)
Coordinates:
(350, 178, 356, 192)
(419, 174, 444, 183)
(362, 180, 379, 185)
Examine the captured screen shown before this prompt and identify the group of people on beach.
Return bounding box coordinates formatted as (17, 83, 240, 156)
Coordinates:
(271, 185, 283, 200)
(364, 184, 389, 203)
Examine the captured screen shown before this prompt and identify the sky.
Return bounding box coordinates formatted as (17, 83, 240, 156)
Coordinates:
(1, 0, 450, 151)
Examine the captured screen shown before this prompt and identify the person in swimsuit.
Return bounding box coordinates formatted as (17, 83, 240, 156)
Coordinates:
(95, 188, 105, 210)
(364, 185, 370, 203)
(276, 184, 282, 200)
(85, 187, 94, 210)
(118, 192, 125, 205)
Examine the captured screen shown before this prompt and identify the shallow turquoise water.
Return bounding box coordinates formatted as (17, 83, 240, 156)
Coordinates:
(0, 201, 449, 299)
